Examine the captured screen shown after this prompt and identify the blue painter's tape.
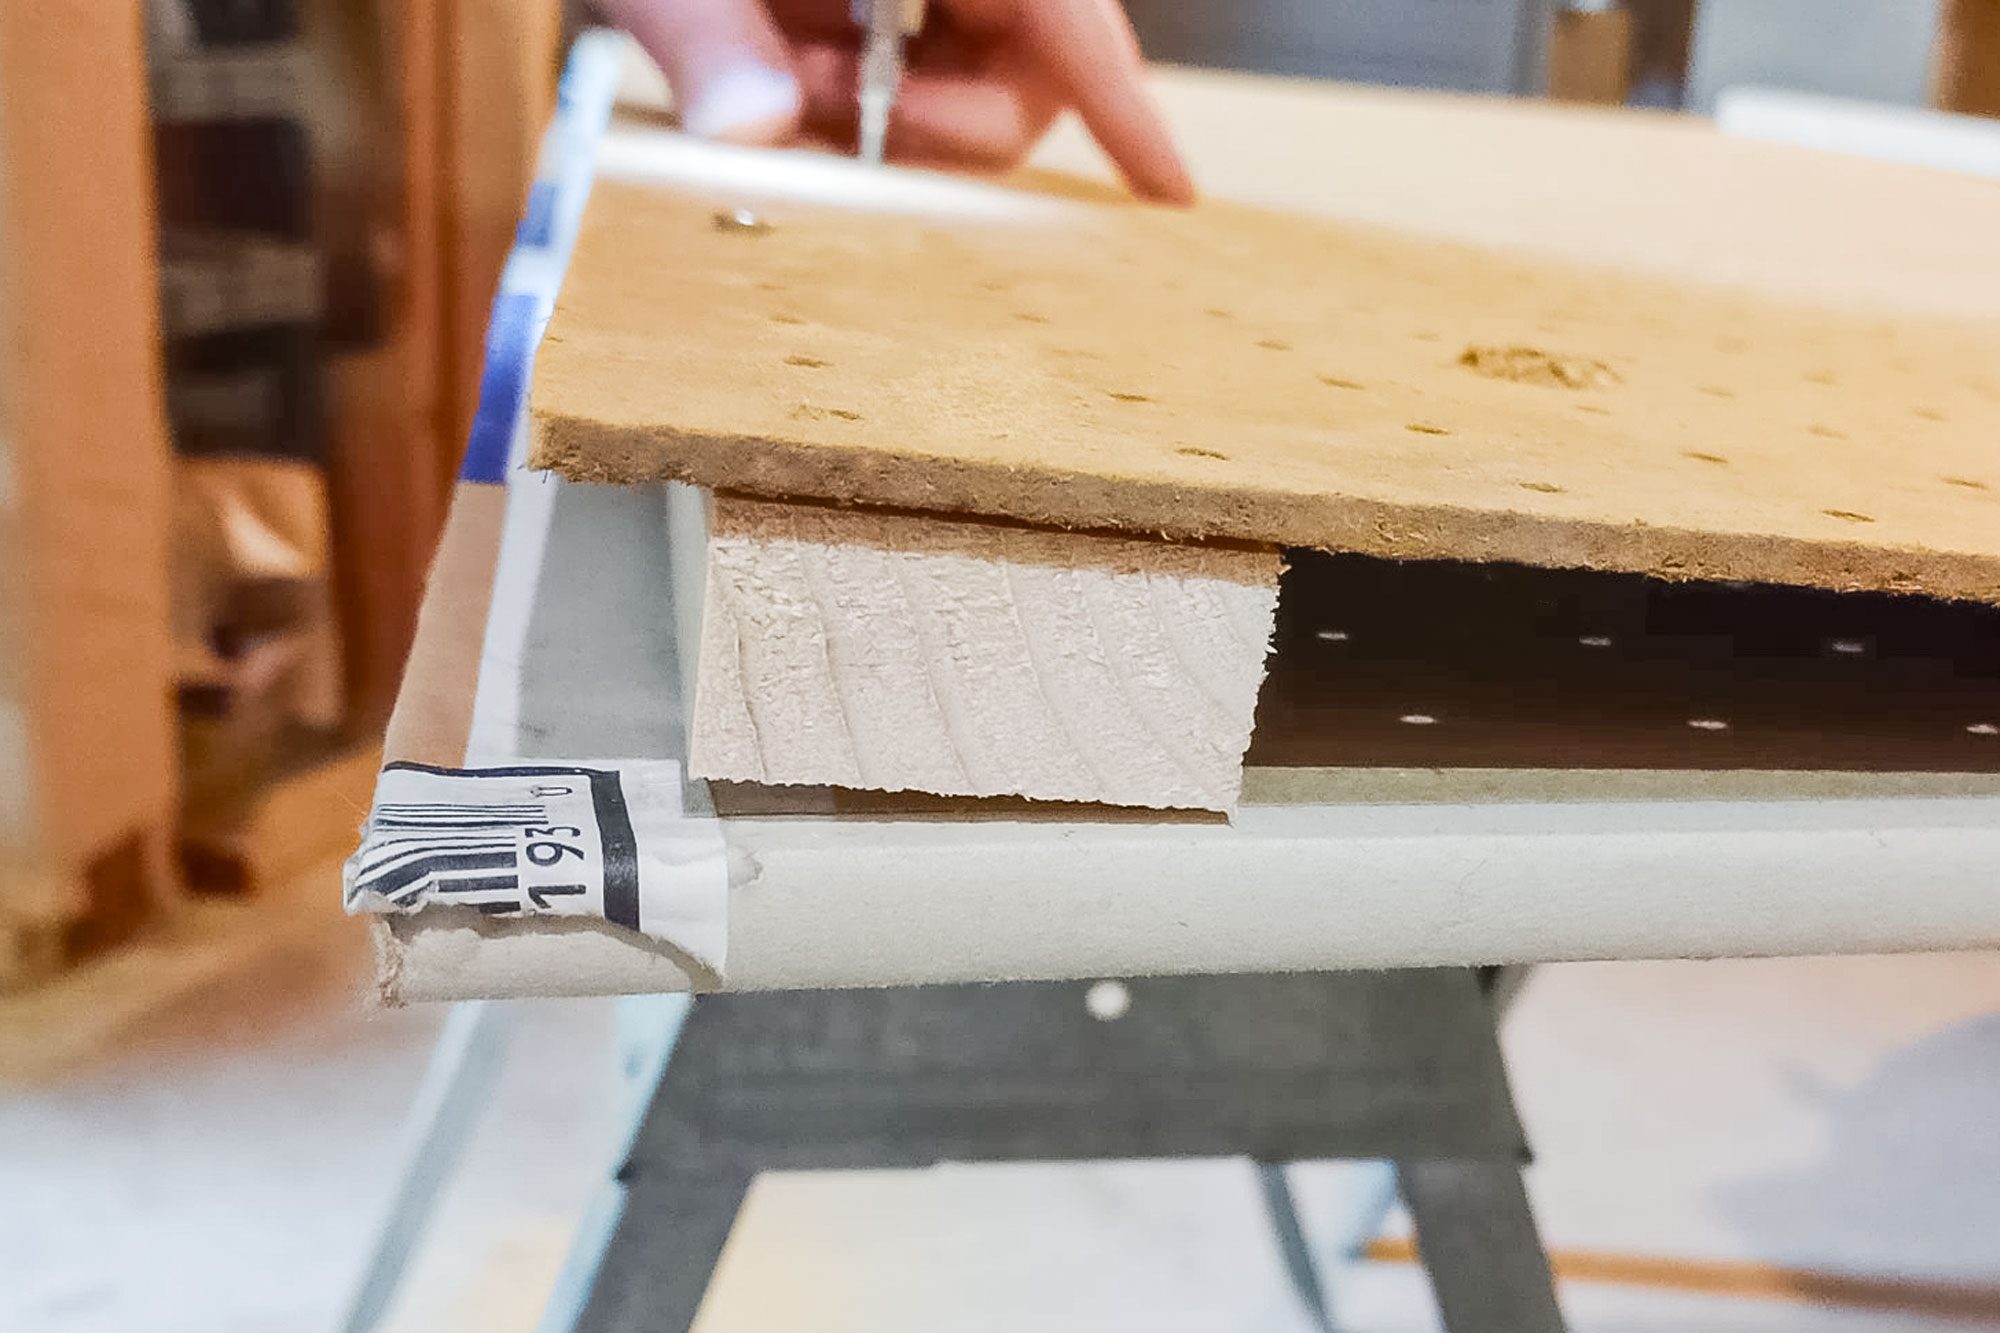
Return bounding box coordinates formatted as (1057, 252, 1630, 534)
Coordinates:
(461, 291, 544, 484)
(517, 181, 558, 248)
(555, 42, 583, 113)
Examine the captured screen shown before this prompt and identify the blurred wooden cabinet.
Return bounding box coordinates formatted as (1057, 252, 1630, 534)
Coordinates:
(326, 0, 562, 726)
(1, 1, 179, 984)
(0, 0, 561, 984)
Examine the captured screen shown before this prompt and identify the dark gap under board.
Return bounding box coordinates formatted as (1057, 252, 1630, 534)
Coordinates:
(1247, 550, 2000, 772)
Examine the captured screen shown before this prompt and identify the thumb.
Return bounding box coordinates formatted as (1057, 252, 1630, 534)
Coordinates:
(603, 0, 802, 144)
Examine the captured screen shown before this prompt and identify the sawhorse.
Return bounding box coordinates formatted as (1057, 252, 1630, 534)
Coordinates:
(341, 968, 1560, 1331)
(566, 969, 1562, 1332)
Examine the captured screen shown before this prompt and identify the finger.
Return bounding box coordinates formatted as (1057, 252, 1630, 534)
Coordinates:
(795, 44, 1057, 169)
(1009, 0, 1194, 204)
(791, 41, 859, 140)
(601, 0, 802, 144)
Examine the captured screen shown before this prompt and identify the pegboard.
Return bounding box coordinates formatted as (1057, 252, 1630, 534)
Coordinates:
(1250, 552, 2000, 772)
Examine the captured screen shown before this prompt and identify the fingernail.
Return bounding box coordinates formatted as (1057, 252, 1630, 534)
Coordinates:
(682, 62, 800, 144)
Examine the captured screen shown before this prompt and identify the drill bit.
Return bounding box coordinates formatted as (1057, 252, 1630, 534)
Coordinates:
(853, 0, 923, 164)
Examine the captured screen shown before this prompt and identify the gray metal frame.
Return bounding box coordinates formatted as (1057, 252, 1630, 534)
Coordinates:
(1119, 0, 1562, 96)
(575, 971, 1563, 1332)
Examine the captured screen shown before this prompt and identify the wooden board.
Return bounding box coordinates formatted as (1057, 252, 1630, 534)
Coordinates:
(1, 0, 181, 980)
(533, 79, 2000, 605)
(323, 0, 448, 730)
(180, 745, 380, 895)
(690, 497, 1279, 811)
(1549, 6, 1634, 105)
(435, 0, 563, 493)
(1938, 0, 2000, 118)
(325, 0, 556, 730)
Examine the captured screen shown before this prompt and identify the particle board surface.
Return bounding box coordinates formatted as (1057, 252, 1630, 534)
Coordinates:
(533, 84, 2000, 605)
(1026, 71, 2000, 317)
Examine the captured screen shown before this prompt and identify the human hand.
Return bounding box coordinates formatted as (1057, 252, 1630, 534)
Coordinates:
(597, 0, 1194, 203)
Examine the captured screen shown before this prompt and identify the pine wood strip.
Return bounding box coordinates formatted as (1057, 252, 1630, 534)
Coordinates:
(689, 496, 1280, 812)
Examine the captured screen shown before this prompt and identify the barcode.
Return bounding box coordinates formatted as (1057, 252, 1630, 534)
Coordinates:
(349, 801, 555, 915)
(346, 765, 621, 924)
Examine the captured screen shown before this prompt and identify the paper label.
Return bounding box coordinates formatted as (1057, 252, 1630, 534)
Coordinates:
(343, 760, 727, 972)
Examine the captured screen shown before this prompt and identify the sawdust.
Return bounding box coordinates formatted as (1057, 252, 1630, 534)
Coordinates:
(1458, 344, 1621, 390)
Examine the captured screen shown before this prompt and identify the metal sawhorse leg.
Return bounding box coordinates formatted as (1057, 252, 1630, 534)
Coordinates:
(571, 970, 1564, 1332)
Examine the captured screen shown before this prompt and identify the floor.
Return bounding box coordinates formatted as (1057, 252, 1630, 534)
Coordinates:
(3, 882, 1998, 1333)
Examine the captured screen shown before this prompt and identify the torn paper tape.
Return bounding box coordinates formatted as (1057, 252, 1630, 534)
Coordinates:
(343, 760, 727, 973)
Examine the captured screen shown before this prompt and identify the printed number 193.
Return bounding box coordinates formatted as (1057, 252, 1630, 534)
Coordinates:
(524, 825, 585, 866)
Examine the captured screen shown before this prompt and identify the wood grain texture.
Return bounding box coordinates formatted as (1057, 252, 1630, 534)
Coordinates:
(535, 73, 2000, 605)
(326, 0, 556, 730)
(382, 483, 507, 767)
(324, 1, 446, 729)
(437, 0, 562, 489)
(1938, 0, 2000, 118)
(689, 497, 1280, 811)
(0, 1, 178, 928)
(1550, 6, 1635, 105)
